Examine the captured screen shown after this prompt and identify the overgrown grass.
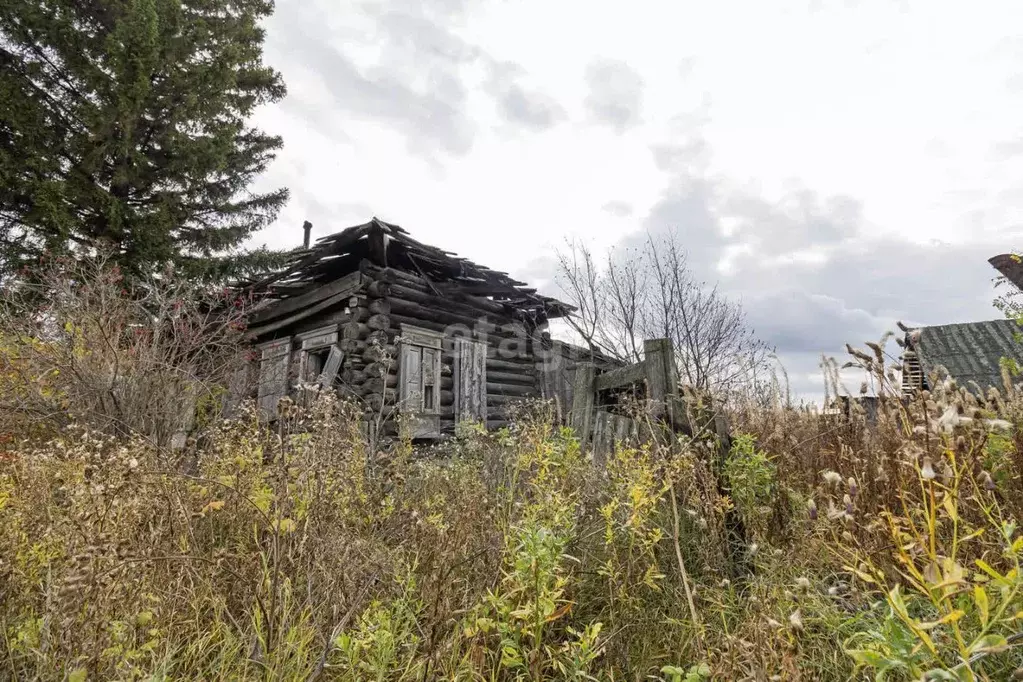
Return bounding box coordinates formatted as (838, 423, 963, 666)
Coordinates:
(3, 381, 1023, 680)
(5, 263, 1023, 679)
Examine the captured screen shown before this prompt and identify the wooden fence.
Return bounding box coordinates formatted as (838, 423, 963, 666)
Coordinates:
(568, 338, 694, 458)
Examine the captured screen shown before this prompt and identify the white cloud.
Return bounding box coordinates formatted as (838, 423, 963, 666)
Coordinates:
(250, 0, 1023, 401)
(583, 59, 645, 133)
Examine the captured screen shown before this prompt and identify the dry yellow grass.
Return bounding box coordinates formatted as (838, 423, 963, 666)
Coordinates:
(3, 262, 1023, 680)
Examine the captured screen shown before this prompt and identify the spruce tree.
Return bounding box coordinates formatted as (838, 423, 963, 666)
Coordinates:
(0, 0, 289, 281)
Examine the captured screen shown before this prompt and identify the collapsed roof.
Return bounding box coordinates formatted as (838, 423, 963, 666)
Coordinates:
(241, 217, 574, 322)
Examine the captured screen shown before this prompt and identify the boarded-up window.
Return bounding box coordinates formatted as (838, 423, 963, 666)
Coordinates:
(398, 324, 444, 438)
(454, 336, 487, 425)
(257, 338, 291, 419)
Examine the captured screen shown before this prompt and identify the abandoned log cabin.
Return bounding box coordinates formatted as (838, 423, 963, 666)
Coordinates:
(237, 217, 617, 437)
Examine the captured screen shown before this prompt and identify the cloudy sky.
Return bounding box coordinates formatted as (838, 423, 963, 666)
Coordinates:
(250, 0, 1023, 401)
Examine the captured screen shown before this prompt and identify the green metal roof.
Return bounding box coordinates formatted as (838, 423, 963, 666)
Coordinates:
(915, 319, 1023, 394)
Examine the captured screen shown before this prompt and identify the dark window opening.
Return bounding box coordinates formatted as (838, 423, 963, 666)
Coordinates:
(424, 385, 435, 410)
(596, 381, 647, 417)
(304, 348, 331, 383)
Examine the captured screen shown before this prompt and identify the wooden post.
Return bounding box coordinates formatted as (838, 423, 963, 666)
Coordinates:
(570, 363, 596, 448)
(644, 338, 676, 418)
(643, 338, 692, 437)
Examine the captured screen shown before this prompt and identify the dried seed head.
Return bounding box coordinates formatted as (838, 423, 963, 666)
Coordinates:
(981, 470, 996, 491)
(822, 470, 842, 486)
(843, 494, 853, 515)
(941, 460, 954, 485)
(920, 457, 936, 481)
(789, 609, 803, 632)
(847, 477, 858, 497)
(795, 577, 811, 591)
(807, 498, 818, 521)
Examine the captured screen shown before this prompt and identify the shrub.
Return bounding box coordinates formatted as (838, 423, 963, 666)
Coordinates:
(0, 254, 251, 452)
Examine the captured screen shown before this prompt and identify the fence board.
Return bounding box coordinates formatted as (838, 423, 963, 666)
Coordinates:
(569, 338, 690, 456)
(594, 362, 647, 391)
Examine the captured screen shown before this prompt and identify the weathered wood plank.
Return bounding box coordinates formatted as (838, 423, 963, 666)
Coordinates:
(486, 369, 536, 385)
(593, 411, 607, 458)
(487, 357, 539, 372)
(488, 394, 527, 406)
(615, 414, 630, 445)
(387, 294, 494, 329)
(249, 272, 363, 325)
(594, 361, 647, 391)
(256, 338, 290, 419)
(643, 338, 676, 421)
(485, 382, 535, 397)
(454, 337, 487, 424)
(317, 346, 344, 389)
(361, 264, 513, 317)
(246, 286, 358, 340)
(569, 364, 596, 447)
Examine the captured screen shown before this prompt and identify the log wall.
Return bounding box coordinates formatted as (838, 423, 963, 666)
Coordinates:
(249, 261, 567, 436)
(357, 263, 544, 433)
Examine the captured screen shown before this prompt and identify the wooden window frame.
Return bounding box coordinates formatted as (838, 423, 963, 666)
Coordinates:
(295, 325, 341, 387)
(398, 324, 445, 438)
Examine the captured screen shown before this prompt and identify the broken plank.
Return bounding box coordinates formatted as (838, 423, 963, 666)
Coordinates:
(249, 272, 364, 324)
(594, 361, 647, 391)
